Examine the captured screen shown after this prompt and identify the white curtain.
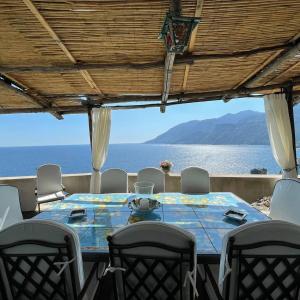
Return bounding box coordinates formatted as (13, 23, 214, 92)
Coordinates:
(90, 107, 111, 193)
(264, 93, 297, 178)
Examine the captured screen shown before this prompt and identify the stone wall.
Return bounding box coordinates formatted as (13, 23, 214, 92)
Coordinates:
(0, 173, 283, 211)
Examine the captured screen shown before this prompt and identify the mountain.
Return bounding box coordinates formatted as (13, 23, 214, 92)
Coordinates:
(146, 108, 300, 145)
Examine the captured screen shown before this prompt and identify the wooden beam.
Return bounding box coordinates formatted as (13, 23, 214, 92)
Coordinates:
(38, 75, 300, 104)
(181, 0, 204, 92)
(191, 43, 290, 61)
(244, 39, 300, 88)
(234, 33, 300, 89)
(0, 76, 63, 119)
(0, 43, 293, 74)
(0, 106, 86, 114)
(262, 56, 300, 86)
(22, 0, 103, 94)
(0, 61, 170, 73)
(189, 0, 204, 50)
(233, 51, 280, 89)
(1, 77, 300, 115)
(255, 31, 300, 86)
(0, 88, 288, 115)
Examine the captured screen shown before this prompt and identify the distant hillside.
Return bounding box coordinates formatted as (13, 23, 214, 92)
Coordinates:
(146, 108, 300, 146)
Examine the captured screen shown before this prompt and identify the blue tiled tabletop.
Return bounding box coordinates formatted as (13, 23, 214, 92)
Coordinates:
(34, 192, 269, 261)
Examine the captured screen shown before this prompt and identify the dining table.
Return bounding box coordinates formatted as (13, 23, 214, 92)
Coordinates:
(34, 192, 269, 263)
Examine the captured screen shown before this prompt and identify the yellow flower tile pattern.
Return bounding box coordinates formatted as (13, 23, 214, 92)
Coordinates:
(35, 192, 269, 254)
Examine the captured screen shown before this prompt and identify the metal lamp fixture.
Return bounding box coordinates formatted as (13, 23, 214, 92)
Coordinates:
(159, 13, 200, 54)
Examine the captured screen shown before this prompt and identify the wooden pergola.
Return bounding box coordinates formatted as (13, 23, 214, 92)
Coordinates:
(0, 0, 300, 120)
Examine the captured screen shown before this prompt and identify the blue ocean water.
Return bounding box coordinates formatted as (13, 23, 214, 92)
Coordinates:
(0, 144, 298, 177)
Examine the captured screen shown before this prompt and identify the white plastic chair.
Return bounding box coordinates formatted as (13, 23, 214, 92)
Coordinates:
(269, 179, 300, 225)
(107, 221, 197, 300)
(137, 168, 165, 193)
(0, 219, 100, 300)
(0, 185, 22, 230)
(100, 168, 128, 194)
(216, 221, 300, 299)
(36, 164, 66, 212)
(181, 167, 210, 194)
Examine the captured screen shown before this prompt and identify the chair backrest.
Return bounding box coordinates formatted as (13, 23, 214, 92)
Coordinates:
(37, 164, 63, 195)
(101, 169, 128, 194)
(181, 167, 210, 194)
(107, 221, 196, 300)
(137, 168, 165, 193)
(269, 179, 300, 224)
(219, 221, 300, 300)
(0, 185, 22, 230)
(0, 220, 84, 300)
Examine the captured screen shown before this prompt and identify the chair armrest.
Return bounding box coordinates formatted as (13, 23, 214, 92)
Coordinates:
(62, 184, 66, 191)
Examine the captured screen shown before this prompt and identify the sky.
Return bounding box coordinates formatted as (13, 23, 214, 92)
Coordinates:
(0, 97, 264, 146)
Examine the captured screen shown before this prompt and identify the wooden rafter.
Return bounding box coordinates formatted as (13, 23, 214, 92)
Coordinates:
(235, 33, 300, 89)
(181, 0, 204, 92)
(232, 51, 280, 89)
(0, 75, 63, 119)
(22, 0, 103, 94)
(244, 39, 300, 88)
(261, 33, 300, 85)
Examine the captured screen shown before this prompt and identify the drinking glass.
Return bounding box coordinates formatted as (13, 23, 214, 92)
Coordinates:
(134, 181, 154, 195)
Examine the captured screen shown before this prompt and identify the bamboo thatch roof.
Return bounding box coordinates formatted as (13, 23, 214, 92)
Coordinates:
(0, 0, 300, 118)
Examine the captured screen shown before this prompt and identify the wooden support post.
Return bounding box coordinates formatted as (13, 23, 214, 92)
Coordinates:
(284, 86, 298, 172)
(87, 106, 93, 148)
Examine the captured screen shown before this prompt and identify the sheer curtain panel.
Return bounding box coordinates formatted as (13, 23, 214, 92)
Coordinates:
(90, 107, 111, 193)
(264, 93, 297, 178)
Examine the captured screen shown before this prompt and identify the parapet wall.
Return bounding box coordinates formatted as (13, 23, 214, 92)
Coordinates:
(0, 173, 282, 211)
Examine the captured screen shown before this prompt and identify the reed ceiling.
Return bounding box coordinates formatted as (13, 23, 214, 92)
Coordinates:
(0, 0, 300, 118)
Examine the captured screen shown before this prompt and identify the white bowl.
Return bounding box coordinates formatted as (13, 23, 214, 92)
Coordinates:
(128, 198, 160, 213)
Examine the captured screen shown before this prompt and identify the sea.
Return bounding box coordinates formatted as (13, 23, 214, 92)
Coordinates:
(0, 144, 299, 177)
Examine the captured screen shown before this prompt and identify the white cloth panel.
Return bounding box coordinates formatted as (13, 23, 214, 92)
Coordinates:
(90, 107, 111, 193)
(264, 94, 297, 178)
